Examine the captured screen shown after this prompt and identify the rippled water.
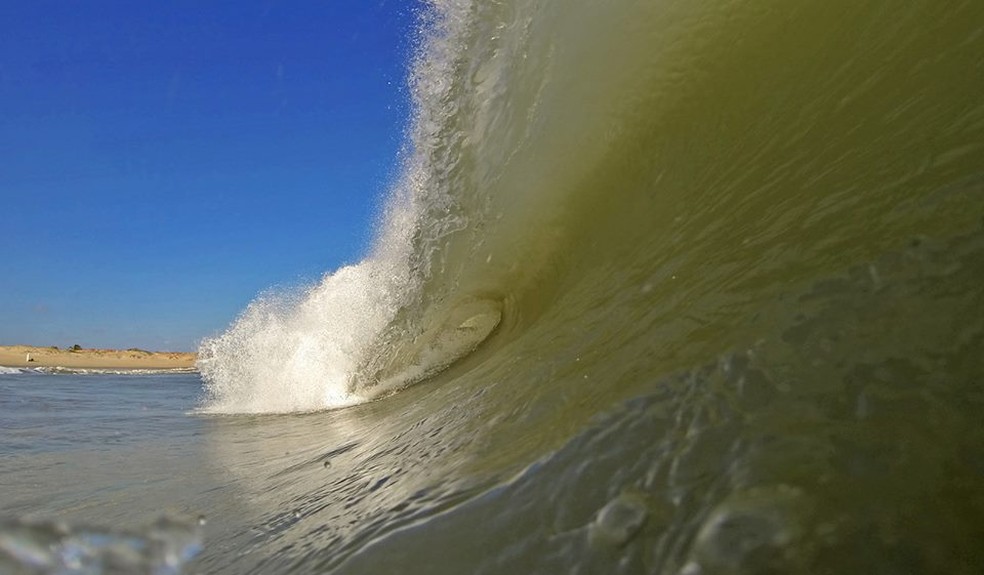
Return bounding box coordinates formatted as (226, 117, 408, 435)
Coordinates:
(4, 0, 984, 573)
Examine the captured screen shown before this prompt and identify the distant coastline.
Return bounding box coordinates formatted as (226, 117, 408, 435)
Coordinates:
(0, 345, 197, 370)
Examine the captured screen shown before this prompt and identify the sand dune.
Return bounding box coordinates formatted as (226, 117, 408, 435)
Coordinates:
(0, 345, 196, 370)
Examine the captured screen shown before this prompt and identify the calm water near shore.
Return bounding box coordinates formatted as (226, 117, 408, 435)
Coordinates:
(0, 371, 202, 457)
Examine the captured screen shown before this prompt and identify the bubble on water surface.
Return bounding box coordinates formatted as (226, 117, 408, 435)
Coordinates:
(588, 492, 649, 548)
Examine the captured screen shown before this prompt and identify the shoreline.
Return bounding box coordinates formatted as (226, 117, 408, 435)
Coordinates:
(0, 345, 197, 370)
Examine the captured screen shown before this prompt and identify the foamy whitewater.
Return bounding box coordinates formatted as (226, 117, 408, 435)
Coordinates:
(5, 0, 984, 573)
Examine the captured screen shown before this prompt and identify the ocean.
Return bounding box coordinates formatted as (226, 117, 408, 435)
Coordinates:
(3, 0, 984, 573)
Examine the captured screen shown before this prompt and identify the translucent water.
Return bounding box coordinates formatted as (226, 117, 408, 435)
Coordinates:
(5, 0, 984, 572)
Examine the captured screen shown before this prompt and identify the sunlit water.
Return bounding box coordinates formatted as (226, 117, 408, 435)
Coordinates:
(4, 0, 984, 573)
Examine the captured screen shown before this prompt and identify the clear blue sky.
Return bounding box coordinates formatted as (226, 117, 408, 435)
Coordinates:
(0, 1, 420, 351)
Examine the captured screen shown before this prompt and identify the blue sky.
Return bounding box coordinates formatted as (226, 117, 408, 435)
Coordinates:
(0, 1, 420, 351)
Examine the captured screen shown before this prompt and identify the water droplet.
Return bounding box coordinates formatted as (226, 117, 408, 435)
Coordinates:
(589, 492, 649, 548)
(855, 391, 869, 420)
(689, 485, 811, 574)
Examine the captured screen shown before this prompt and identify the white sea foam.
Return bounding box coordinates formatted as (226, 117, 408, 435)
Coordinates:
(198, 3, 481, 414)
(197, 0, 638, 413)
(198, 255, 414, 413)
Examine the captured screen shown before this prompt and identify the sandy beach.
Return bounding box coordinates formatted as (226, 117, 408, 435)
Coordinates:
(0, 345, 196, 370)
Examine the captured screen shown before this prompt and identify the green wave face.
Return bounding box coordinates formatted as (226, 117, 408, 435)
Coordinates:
(195, 0, 984, 573)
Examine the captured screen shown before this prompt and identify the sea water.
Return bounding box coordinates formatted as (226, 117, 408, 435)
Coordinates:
(4, 0, 984, 573)
(0, 372, 206, 572)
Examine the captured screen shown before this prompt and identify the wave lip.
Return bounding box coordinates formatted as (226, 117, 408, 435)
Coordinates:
(198, 259, 403, 414)
(197, 1, 497, 414)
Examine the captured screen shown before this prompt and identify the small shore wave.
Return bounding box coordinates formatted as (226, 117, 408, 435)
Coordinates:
(0, 365, 199, 376)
